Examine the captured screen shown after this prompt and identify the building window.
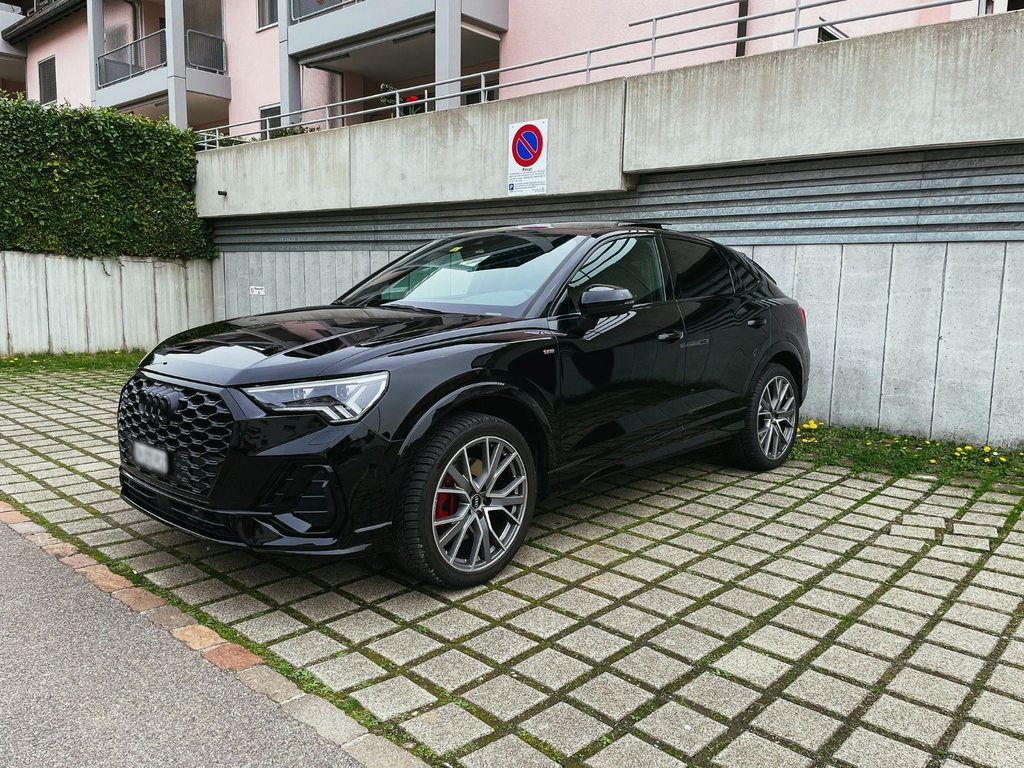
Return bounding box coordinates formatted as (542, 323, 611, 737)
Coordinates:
(1008, 0, 1024, 10)
(816, 21, 846, 44)
(257, 0, 278, 28)
(38, 57, 57, 104)
(260, 104, 282, 138)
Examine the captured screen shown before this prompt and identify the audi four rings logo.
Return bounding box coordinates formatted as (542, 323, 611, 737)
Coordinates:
(139, 386, 181, 423)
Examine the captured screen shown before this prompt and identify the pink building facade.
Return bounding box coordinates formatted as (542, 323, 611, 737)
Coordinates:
(1, 0, 1018, 133)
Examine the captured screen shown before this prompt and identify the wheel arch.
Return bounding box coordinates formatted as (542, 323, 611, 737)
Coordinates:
(396, 383, 555, 495)
(750, 341, 806, 404)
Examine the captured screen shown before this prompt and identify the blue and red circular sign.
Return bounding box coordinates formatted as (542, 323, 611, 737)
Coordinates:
(512, 123, 544, 168)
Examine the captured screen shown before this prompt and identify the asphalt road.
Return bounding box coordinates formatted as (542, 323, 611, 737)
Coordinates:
(0, 524, 360, 768)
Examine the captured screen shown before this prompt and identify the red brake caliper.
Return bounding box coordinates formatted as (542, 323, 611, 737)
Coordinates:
(435, 474, 456, 519)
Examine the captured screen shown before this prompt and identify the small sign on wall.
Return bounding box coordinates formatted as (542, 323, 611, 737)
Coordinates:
(508, 119, 548, 196)
(249, 286, 265, 296)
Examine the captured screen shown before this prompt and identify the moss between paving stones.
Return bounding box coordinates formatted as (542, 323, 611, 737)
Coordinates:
(2, 367, 1024, 768)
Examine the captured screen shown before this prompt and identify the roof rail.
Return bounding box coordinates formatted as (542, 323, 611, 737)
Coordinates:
(616, 220, 665, 229)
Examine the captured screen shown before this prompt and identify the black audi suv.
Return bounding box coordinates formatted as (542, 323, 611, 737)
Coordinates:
(118, 223, 809, 586)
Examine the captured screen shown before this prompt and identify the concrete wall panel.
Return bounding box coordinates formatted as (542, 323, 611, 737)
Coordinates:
(185, 260, 214, 329)
(624, 13, 1024, 173)
(988, 243, 1024, 448)
(751, 246, 796, 295)
(212, 256, 227, 321)
(118, 260, 159, 351)
(198, 80, 628, 218)
(6, 252, 50, 354)
(302, 252, 321, 308)
(247, 252, 265, 316)
(878, 244, 945, 437)
(931, 243, 1005, 441)
(154, 261, 189, 341)
(791, 245, 842, 421)
(0, 254, 8, 357)
(286, 255, 306, 310)
(316, 251, 338, 306)
(196, 130, 352, 217)
(350, 80, 627, 209)
(830, 245, 893, 428)
(83, 258, 125, 352)
(44, 256, 88, 353)
(351, 250, 372, 292)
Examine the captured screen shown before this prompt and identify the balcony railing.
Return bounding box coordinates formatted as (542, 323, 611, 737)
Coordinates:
(97, 28, 226, 88)
(200, 0, 981, 149)
(185, 29, 227, 74)
(291, 0, 364, 23)
(97, 29, 166, 87)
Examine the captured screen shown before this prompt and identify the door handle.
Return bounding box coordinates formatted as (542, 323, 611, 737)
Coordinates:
(747, 317, 767, 329)
(657, 330, 685, 343)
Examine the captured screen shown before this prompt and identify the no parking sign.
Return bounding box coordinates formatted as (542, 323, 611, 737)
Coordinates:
(507, 119, 547, 196)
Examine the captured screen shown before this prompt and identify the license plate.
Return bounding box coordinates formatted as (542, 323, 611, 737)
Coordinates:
(133, 441, 170, 476)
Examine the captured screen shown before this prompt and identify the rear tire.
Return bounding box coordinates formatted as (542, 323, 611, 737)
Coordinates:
(392, 412, 536, 588)
(728, 363, 799, 471)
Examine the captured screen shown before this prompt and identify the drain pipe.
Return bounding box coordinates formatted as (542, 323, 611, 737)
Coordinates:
(735, 0, 748, 58)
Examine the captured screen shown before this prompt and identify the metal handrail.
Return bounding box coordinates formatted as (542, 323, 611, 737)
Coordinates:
(97, 28, 165, 88)
(185, 29, 227, 74)
(291, 0, 364, 23)
(198, 0, 980, 149)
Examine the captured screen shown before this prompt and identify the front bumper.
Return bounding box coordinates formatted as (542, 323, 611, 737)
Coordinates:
(117, 371, 402, 555)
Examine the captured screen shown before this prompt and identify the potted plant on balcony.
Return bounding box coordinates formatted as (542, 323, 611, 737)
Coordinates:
(379, 84, 426, 117)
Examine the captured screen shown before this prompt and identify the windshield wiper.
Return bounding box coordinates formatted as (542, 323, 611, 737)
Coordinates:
(385, 303, 449, 315)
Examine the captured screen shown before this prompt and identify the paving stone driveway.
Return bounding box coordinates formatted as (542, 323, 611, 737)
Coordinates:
(2, 369, 1024, 768)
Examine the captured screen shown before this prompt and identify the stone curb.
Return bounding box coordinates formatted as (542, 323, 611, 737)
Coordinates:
(0, 513, 427, 768)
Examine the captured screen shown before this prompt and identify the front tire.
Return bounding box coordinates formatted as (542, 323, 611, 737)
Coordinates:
(728, 364, 799, 471)
(393, 412, 536, 587)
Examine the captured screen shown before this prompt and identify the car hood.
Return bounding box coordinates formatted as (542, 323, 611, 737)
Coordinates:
(140, 305, 514, 386)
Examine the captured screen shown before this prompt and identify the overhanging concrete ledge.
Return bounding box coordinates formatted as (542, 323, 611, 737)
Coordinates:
(624, 11, 1024, 173)
(196, 78, 628, 217)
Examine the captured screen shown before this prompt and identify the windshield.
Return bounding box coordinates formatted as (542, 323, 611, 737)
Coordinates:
(337, 233, 584, 316)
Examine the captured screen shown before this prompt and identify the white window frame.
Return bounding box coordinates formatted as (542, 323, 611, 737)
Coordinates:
(257, 0, 279, 30)
(259, 103, 282, 138)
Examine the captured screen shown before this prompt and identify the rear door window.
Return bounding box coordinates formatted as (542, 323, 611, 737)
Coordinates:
(662, 237, 734, 299)
(726, 248, 766, 294)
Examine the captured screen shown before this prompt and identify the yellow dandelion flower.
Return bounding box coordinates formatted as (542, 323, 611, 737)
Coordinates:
(983, 445, 992, 453)
(928, 459, 937, 465)
(984, 457, 991, 463)
(999, 457, 1007, 463)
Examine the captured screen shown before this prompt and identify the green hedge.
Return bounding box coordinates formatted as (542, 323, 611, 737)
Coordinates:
(0, 95, 216, 260)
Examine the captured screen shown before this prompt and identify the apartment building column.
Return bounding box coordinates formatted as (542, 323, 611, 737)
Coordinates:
(85, 0, 104, 106)
(277, 0, 301, 125)
(164, 0, 187, 128)
(435, 0, 462, 110)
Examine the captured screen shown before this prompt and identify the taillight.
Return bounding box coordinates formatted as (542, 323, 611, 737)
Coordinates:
(798, 306, 807, 325)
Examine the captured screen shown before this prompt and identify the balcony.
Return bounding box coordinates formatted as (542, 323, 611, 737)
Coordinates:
(97, 28, 225, 87)
(93, 25, 229, 128)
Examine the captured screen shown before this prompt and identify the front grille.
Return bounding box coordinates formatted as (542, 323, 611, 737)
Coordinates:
(118, 374, 233, 498)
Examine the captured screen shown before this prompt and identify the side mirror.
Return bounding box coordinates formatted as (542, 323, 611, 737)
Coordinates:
(579, 285, 634, 318)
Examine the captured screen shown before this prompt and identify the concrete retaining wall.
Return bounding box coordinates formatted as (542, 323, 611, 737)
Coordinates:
(624, 12, 1024, 172)
(196, 79, 630, 218)
(747, 242, 1022, 448)
(0, 252, 215, 355)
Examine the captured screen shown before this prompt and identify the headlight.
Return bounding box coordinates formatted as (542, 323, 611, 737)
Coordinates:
(244, 373, 389, 423)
